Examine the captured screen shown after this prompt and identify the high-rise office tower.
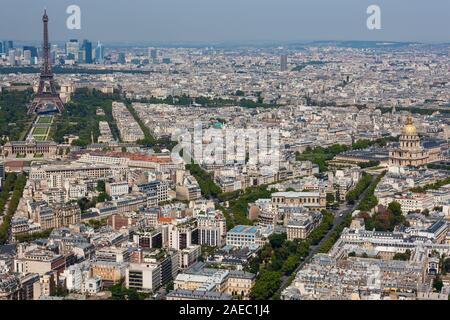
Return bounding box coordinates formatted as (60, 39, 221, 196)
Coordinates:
(51, 44, 58, 64)
(118, 52, 126, 64)
(280, 54, 288, 72)
(95, 41, 104, 62)
(8, 49, 15, 66)
(82, 40, 93, 64)
(3, 40, 13, 52)
(2, 41, 13, 54)
(78, 49, 85, 64)
(65, 39, 79, 61)
(0, 42, 3, 54)
(150, 48, 157, 60)
(23, 46, 38, 58)
(23, 50, 32, 64)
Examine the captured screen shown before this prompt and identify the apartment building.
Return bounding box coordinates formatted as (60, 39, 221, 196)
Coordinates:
(272, 191, 326, 209)
(197, 210, 226, 247)
(286, 211, 323, 240)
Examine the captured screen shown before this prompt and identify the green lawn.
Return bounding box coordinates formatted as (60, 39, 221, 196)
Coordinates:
(32, 127, 49, 135)
(32, 135, 46, 141)
(37, 116, 53, 124)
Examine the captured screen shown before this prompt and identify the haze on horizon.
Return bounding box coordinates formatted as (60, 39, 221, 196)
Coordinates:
(0, 0, 449, 44)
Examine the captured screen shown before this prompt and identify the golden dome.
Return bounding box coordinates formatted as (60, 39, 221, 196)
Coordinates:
(402, 115, 417, 135)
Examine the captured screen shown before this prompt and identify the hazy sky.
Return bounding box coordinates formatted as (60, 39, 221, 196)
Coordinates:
(0, 0, 449, 43)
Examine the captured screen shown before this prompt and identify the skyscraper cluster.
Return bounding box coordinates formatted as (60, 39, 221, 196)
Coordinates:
(64, 39, 104, 64)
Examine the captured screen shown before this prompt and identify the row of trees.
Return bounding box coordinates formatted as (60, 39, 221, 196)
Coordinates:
(351, 136, 398, 150)
(125, 101, 156, 146)
(379, 105, 450, 116)
(410, 176, 450, 193)
(0, 90, 33, 144)
(0, 173, 27, 244)
(296, 138, 397, 172)
(249, 210, 334, 300)
(0, 66, 154, 76)
(215, 204, 235, 231)
(356, 172, 386, 212)
(357, 160, 381, 169)
(296, 144, 349, 172)
(318, 212, 353, 254)
(319, 174, 388, 252)
(51, 89, 121, 146)
(132, 94, 275, 109)
(427, 163, 450, 171)
(185, 163, 222, 199)
(345, 172, 374, 205)
(228, 185, 276, 226)
(0, 173, 17, 215)
(215, 185, 278, 230)
(14, 229, 53, 243)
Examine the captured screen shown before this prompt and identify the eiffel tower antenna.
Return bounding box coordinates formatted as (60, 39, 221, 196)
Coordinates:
(28, 9, 65, 115)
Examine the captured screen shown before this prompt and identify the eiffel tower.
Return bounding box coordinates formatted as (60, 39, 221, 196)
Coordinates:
(28, 10, 64, 115)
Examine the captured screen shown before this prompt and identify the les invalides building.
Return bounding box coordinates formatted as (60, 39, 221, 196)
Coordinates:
(389, 115, 441, 167)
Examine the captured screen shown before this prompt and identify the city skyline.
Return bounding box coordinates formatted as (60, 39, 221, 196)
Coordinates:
(0, 3, 449, 305)
(0, 0, 449, 44)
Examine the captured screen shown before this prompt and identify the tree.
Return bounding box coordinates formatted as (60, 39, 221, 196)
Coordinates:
(109, 283, 144, 300)
(388, 201, 405, 227)
(250, 270, 281, 300)
(51, 284, 69, 297)
(97, 192, 111, 203)
(393, 249, 411, 261)
(97, 180, 106, 192)
(269, 233, 286, 249)
(388, 201, 402, 216)
(443, 258, 450, 274)
(326, 193, 335, 205)
(165, 280, 174, 292)
(281, 254, 299, 273)
(433, 276, 443, 292)
(346, 173, 373, 205)
(185, 163, 222, 198)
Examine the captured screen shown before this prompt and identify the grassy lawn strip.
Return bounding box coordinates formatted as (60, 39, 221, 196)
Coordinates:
(37, 116, 53, 124)
(32, 127, 49, 135)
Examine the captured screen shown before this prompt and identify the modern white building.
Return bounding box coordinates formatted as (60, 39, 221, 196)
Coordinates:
(126, 263, 161, 292)
(106, 181, 129, 198)
(226, 225, 273, 248)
